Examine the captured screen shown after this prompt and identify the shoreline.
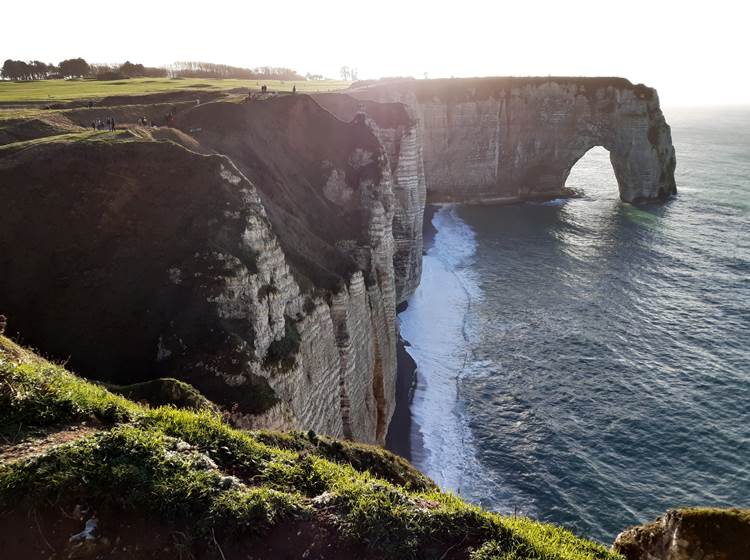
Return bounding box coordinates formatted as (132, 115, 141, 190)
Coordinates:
(385, 205, 439, 461)
(426, 187, 581, 206)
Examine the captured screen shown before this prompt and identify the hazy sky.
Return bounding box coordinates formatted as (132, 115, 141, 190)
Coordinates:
(3, 0, 748, 105)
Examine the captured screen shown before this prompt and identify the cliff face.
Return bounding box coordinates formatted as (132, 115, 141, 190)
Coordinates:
(172, 96, 400, 443)
(349, 77, 676, 203)
(0, 94, 402, 445)
(613, 508, 750, 560)
(312, 93, 426, 304)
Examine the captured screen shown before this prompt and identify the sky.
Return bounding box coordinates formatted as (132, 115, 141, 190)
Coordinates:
(2, 0, 748, 106)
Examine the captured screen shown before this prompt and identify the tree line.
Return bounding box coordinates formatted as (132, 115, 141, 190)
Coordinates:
(0, 58, 165, 81)
(1, 58, 91, 80)
(1, 58, 308, 82)
(167, 61, 304, 80)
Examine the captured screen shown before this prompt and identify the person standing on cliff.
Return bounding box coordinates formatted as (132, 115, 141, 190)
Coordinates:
(0, 315, 7, 336)
(292, 84, 296, 94)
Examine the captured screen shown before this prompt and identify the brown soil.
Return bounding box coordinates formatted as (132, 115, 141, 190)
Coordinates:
(63, 100, 210, 130)
(0, 423, 101, 464)
(0, 114, 81, 145)
(0, 506, 213, 560)
(0, 503, 484, 560)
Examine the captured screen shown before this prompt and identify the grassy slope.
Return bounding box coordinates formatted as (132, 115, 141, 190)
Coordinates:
(0, 77, 349, 103)
(0, 335, 621, 559)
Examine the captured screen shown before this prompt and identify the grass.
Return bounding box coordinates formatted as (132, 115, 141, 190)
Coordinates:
(104, 378, 218, 411)
(0, 77, 350, 103)
(0, 424, 309, 536)
(0, 335, 622, 558)
(0, 129, 142, 153)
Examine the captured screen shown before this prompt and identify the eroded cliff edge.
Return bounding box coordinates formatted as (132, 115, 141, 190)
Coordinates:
(347, 77, 676, 203)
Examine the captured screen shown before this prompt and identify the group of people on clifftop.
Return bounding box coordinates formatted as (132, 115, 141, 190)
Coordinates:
(245, 84, 296, 102)
(91, 117, 116, 131)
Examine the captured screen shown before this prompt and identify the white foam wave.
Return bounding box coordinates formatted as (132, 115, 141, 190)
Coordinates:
(399, 206, 485, 497)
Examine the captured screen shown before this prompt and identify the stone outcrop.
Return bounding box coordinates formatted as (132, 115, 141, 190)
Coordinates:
(613, 508, 750, 560)
(348, 77, 676, 203)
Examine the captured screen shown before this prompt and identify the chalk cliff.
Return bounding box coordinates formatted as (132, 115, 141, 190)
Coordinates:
(312, 93, 426, 303)
(349, 77, 676, 203)
(0, 95, 402, 445)
(171, 96, 399, 443)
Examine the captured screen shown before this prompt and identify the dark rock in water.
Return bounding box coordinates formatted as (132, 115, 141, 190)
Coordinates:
(613, 508, 750, 560)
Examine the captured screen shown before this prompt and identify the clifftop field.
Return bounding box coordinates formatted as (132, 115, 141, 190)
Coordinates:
(0, 76, 349, 104)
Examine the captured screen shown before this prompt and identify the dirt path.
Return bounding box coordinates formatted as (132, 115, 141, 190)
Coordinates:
(0, 424, 101, 464)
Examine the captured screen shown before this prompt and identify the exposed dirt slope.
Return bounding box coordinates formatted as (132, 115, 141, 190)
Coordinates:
(0, 113, 81, 145)
(0, 424, 100, 464)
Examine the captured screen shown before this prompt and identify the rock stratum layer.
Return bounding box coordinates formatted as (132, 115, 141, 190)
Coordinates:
(348, 77, 676, 203)
(0, 77, 676, 446)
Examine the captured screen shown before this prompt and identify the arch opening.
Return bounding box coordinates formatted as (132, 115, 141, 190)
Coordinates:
(564, 146, 620, 199)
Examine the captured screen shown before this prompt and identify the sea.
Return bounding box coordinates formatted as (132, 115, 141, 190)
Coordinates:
(398, 106, 750, 543)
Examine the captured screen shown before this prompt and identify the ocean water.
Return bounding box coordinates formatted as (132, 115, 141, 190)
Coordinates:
(399, 106, 750, 543)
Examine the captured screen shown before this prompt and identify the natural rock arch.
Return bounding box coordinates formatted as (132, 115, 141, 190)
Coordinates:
(349, 77, 677, 203)
(562, 145, 618, 193)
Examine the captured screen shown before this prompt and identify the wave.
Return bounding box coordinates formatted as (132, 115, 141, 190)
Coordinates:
(398, 206, 488, 499)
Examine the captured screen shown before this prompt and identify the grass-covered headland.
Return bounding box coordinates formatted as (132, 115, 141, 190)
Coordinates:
(0, 335, 621, 559)
(0, 76, 349, 104)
